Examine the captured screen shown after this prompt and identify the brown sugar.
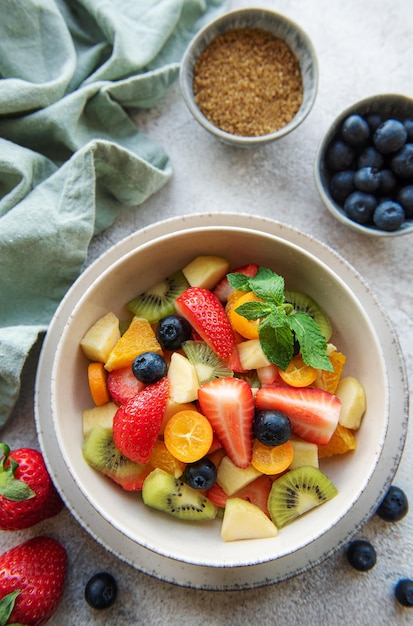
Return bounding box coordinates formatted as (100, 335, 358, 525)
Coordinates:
(193, 28, 303, 137)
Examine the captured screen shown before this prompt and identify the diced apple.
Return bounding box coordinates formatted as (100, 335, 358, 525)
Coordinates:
(167, 352, 199, 403)
(217, 455, 262, 495)
(237, 338, 271, 370)
(80, 312, 120, 362)
(82, 402, 118, 438)
(289, 437, 319, 469)
(221, 498, 278, 541)
(182, 256, 229, 290)
(335, 376, 366, 430)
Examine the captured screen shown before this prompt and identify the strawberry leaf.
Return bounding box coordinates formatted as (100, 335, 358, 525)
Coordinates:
(0, 590, 21, 626)
(0, 444, 35, 501)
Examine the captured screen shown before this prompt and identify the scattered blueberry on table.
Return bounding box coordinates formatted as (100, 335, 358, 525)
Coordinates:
(85, 572, 118, 610)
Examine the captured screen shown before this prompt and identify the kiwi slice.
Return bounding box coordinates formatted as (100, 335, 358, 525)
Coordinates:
(127, 270, 189, 324)
(268, 466, 338, 528)
(142, 468, 217, 521)
(284, 289, 332, 341)
(182, 340, 233, 384)
(82, 425, 145, 489)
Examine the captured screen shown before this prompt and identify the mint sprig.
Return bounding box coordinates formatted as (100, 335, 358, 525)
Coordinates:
(227, 267, 333, 372)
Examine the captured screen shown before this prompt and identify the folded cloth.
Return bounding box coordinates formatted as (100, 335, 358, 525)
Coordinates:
(0, 0, 227, 426)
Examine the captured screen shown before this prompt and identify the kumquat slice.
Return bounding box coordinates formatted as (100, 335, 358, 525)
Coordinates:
(87, 362, 110, 406)
(279, 354, 318, 388)
(251, 439, 294, 475)
(164, 410, 213, 463)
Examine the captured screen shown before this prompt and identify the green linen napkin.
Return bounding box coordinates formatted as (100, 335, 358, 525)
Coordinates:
(0, 0, 227, 426)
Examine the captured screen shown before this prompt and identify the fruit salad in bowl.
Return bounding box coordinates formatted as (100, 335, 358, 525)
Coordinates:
(38, 214, 406, 589)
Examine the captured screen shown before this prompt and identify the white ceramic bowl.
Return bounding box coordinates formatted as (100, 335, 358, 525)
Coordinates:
(315, 94, 413, 237)
(35, 213, 408, 590)
(179, 8, 318, 147)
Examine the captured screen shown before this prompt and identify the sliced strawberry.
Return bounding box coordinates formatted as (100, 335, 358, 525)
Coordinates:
(206, 482, 228, 508)
(198, 377, 254, 468)
(255, 386, 341, 445)
(206, 475, 272, 517)
(107, 366, 146, 405)
(208, 433, 224, 454)
(213, 263, 259, 302)
(226, 344, 248, 373)
(175, 287, 236, 360)
(113, 377, 169, 464)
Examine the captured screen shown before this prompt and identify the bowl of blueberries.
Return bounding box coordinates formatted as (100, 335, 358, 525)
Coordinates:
(314, 94, 413, 236)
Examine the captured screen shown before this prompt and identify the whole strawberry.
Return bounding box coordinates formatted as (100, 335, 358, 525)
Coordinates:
(0, 536, 67, 626)
(0, 443, 64, 531)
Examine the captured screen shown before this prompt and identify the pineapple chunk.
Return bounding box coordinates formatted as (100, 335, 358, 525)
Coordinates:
(289, 437, 319, 469)
(217, 455, 261, 495)
(336, 376, 366, 430)
(221, 498, 278, 541)
(82, 402, 118, 438)
(167, 352, 199, 403)
(80, 312, 120, 363)
(182, 256, 229, 290)
(237, 338, 271, 370)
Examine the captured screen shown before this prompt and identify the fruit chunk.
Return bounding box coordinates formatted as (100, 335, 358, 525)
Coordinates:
(318, 423, 357, 458)
(314, 350, 346, 394)
(127, 270, 189, 324)
(107, 366, 146, 405)
(256, 386, 341, 445)
(105, 317, 163, 372)
(175, 287, 236, 360)
(251, 440, 294, 475)
(113, 377, 169, 464)
(80, 311, 120, 362)
(82, 402, 118, 437)
(198, 377, 255, 468)
(268, 466, 338, 528)
(237, 338, 271, 370)
(221, 498, 278, 542)
(278, 354, 318, 388)
(167, 351, 199, 402)
(289, 437, 319, 469)
(216, 455, 261, 495)
(142, 468, 217, 521)
(182, 255, 229, 290)
(335, 376, 366, 429)
(87, 362, 110, 406)
(148, 440, 186, 478)
(164, 410, 213, 463)
(229, 292, 263, 339)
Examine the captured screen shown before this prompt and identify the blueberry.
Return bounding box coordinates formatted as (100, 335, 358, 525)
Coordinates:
(373, 200, 405, 231)
(183, 458, 217, 490)
(156, 315, 192, 350)
(132, 351, 167, 384)
(253, 410, 292, 447)
(395, 579, 413, 607)
(376, 485, 409, 522)
(390, 143, 413, 178)
(397, 185, 413, 218)
(379, 169, 397, 194)
(404, 118, 413, 141)
(326, 139, 355, 170)
(341, 114, 370, 147)
(354, 167, 381, 193)
(344, 191, 377, 224)
(374, 119, 408, 154)
(85, 572, 118, 610)
(346, 539, 377, 571)
(329, 170, 355, 202)
(365, 112, 382, 133)
(357, 146, 384, 170)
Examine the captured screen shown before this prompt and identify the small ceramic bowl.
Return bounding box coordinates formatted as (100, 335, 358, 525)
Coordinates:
(315, 94, 413, 237)
(179, 8, 318, 147)
(36, 214, 408, 590)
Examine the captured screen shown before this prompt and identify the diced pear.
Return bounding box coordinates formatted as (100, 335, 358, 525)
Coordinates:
(80, 312, 120, 362)
(182, 256, 229, 290)
(289, 437, 319, 469)
(168, 352, 199, 403)
(217, 455, 262, 495)
(82, 402, 118, 438)
(237, 338, 271, 370)
(336, 376, 366, 430)
(221, 498, 278, 541)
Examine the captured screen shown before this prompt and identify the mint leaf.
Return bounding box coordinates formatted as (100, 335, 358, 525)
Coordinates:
(234, 301, 272, 320)
(259, 316, 294, 370)
(227, 273, 251, 291)
(248, 267, 285, 303)
(288, 312, 334, 371)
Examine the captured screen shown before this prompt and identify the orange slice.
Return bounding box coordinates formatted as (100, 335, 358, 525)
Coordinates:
(251, 439, 294, 474)
(314, 350, 346, 394)
(148, 440, 186, 477)
(87, 362, 110, 406)
(318, 423, 357, 458)
(228, 291, 263, 339)
(279, 354, 318, 387)
(164, 410, 213, 463)
(105, 316, 163, 371)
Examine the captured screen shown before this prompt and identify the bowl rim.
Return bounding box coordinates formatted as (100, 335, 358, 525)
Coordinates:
(34, 213, 409, 590)
(314, 93, 413, 237)
(179, 7, 319, 146)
